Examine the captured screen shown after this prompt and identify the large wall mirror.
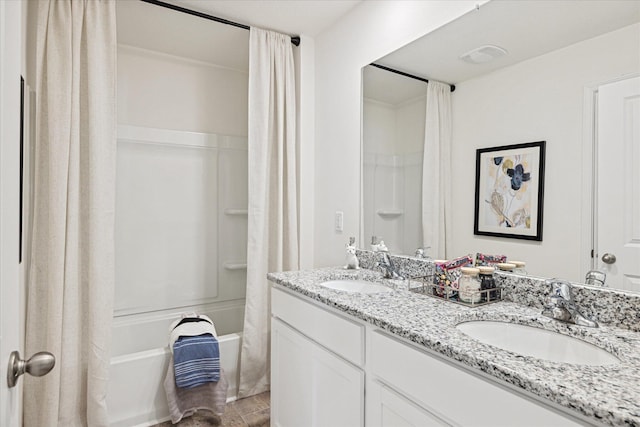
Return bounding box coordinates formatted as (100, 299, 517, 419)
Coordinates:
(361, 0, 640, 291)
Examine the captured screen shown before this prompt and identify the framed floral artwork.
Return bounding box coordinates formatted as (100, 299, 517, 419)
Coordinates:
(474, 141, 546, 241)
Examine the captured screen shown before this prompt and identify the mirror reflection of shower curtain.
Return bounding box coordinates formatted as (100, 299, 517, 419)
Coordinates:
(422, 81, 452, 259)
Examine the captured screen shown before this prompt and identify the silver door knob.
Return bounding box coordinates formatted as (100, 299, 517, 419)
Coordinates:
(7, 350, 55, 388)
(602, 253, 617, 264)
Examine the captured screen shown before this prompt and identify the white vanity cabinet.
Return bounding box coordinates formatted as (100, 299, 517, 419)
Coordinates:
(271, 284, 591, 427)
(367, 330, 586, 427)
(271, 287, 365, 427)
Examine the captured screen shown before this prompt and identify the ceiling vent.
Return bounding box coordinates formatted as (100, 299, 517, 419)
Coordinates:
(459, 45, 508, 64)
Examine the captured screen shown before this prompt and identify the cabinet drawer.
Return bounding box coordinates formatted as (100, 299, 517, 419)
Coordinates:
(271, 287, 364, 366)
(369, 330, 584, 426)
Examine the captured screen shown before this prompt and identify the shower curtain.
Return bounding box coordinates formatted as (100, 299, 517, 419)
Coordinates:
(422, 81, 452, 259)
(24, 1, 117, 425)
(239, 27, 299, 398)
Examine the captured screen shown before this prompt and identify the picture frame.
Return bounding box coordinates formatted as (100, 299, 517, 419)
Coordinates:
(474, 141, 546, 241)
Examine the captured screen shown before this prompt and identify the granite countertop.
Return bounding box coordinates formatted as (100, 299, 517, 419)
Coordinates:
(268, 267, 640, 427)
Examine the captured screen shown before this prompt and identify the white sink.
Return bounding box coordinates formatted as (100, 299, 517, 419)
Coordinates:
(456, 321, 620, 365)
(320, 279, 393, 294)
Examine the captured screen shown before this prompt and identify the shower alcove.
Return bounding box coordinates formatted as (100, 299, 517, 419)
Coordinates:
(109, 2, 250, 425)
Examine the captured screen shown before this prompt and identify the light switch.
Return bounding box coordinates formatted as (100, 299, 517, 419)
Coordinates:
(335, 211, 344, 232)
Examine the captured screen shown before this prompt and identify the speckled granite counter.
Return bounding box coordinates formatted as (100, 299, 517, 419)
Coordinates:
(268, 267, 640, 427)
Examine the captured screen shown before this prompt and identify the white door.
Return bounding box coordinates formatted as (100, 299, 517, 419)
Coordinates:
(1, 1, 24, 425)
(597, 76, 640, 290)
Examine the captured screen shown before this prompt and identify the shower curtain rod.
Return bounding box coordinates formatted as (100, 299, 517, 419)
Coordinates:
(370, 63, 455, 92)
(140, 0, 301, 46)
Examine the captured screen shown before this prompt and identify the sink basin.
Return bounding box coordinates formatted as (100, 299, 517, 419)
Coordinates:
(456, 321, 620, 365)
(320, 279, 393, 294)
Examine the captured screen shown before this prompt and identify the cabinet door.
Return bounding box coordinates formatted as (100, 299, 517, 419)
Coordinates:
(271, 318, 364, 427)
(367, 381, 449, 427)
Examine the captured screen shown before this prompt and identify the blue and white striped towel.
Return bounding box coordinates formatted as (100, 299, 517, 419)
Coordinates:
(173, 333, 220, 389)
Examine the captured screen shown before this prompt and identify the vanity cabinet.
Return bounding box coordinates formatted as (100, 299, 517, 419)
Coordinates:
(271, 287, 365, 427)
(271, 285, 588, 427)
(368, 330, 585, 427)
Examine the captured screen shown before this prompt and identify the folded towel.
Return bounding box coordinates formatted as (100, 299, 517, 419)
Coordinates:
(164, 355, 228, 423)
(173, 333, 220, 389)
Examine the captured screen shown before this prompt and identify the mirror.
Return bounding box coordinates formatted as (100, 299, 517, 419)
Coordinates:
(362, 0, 640, 289)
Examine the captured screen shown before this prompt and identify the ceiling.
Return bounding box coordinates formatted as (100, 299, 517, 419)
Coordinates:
(367, 0, 640, 104)
(116, 0, 361, 71)
(177, 0, 362, 37)
(363, 66, 426, 106)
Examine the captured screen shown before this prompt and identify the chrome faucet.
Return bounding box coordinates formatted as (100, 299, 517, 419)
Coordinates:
(415, 246, 431, 259)
(542, 279, 598, 328)
(585, 270, 606, 287)
(375, 252, 404, 280)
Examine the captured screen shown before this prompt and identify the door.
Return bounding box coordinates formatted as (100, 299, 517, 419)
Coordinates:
(597, 76, 640, 290)
(1, 1, 24, 425)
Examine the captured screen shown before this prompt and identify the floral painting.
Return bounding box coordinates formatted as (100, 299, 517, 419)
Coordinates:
(474, 141, 546, 241)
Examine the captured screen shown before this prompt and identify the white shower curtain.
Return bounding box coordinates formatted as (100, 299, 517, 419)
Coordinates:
(239, 27, 299, 398)
(24, 1, 116, 426)
(422, 81, 452, 259)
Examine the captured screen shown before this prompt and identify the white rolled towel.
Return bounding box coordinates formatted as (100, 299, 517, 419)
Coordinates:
(169, 313, 218, 353)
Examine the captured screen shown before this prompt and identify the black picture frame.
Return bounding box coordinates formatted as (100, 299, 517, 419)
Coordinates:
(474, 141, 546, 241)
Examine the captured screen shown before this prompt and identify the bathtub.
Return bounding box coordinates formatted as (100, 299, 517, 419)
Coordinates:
(107, 304, 244, 427)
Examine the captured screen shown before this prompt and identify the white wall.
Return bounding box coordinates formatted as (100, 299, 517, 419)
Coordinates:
(450, 24, 640, 281)
(117, 44, 248, 136)
(363, 99, 396, 154)
(295, 36, 316, 270)
(313, 1, 482, 267)
(396, 96, 427, 154)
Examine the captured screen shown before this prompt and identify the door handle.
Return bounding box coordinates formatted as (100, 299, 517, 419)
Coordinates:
(601, 253, 617, 264)
(7, 350, 55, 388)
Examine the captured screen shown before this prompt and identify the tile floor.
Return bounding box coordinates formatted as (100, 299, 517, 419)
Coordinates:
(155, 392, 270, 427)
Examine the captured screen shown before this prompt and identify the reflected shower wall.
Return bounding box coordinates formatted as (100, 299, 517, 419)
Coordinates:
(363, 151, 422, 255)
(362, 81, 426, 256)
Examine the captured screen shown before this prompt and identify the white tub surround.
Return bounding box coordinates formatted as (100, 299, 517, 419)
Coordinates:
(268, 267, 640, 426)
(115, 125, 248, 316)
